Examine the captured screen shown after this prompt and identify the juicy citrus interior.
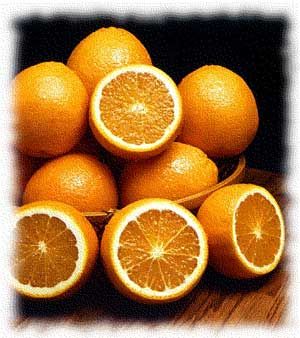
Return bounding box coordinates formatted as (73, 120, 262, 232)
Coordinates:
(12, 201, 99, 299)
(100, 71, 175, 145)
(118, 209, 200, 291)
(101, 199, 208, 303)
(13, 214, 78, 287)
(90, 65, 182, 159)
(197, 184, 284, 278)
(235, 193, 282, 268)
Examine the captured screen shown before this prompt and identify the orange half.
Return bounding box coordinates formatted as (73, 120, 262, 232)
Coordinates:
(197, 184, 285, 278)
(233, 190, 284, 274)
(12, 201, 99, 299)
(101, 198, 208, 303)
(90, 65, 182, 159)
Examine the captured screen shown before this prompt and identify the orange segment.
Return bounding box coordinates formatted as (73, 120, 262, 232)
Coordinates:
(197, 184, 285, 279)
(12, 201, 99, 299)
(90, 65, 182, 159)
(101, 198, 208, 303)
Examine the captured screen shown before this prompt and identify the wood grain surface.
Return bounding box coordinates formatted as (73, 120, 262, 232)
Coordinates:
(14, 168, 289, 328)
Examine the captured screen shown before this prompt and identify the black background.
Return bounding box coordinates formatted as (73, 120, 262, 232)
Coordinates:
(13, 15, 287, 173)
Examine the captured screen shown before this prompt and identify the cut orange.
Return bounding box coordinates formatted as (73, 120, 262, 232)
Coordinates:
(67, 26, 152, 96)
(12, 201, 99, 299)
(101, 198, 208, 303)
(90, 65, 182, 159)
(197, 184, 285, 279)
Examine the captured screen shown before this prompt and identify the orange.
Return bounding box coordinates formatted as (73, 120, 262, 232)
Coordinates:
(90, 65, 182, 159)
(23, 153, 118, 212)
(197, 184, 285, 279)
(101, 198, 208, 303)
(12, 201, 99, 299)
(12, 62, 88, 158)
(67, 27, 152, 96)
(120, 142, 218, 206)
(178, 65, 259, 158)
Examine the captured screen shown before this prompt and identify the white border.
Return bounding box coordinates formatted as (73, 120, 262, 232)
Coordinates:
(1, 1, 300, 337)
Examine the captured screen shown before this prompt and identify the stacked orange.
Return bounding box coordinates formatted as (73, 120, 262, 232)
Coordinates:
(11, 25, 285, 305)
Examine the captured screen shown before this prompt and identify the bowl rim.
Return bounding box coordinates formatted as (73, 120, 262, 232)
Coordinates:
(83, 154, 246, 219)
(174, 154, 246, 206)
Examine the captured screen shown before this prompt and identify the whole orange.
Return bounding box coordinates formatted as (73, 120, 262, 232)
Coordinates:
(23, 153, 118, 212)
(178, 65, 259, 158)
(12, 62, 88, 158)
(67, 27, 152, 96)
(120, 142, 218, 206)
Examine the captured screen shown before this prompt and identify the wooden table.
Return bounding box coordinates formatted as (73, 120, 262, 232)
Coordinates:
(14, 168, 289, 329)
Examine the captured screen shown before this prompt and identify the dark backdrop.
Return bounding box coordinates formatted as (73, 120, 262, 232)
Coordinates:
(13, 15, 287, 173)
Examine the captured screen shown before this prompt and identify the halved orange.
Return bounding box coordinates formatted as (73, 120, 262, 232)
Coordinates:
(90, 65, 182, 159)
(12, 201, 99, 299)
(101, 198, 208, 303)
(197, 184, 285, 279)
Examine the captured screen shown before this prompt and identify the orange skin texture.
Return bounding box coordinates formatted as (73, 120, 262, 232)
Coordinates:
(15, 200, 99, 299)
(120, 142, 218, 206)
(178, 65, 259, 158)
(197, 184, 282, 279)
(12, 62, 89, 158)
(23, 154, 118, 212)
(67, 27, 152, 96)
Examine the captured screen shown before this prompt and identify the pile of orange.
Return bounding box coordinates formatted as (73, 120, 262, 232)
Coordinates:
(11, 26, 284, 305)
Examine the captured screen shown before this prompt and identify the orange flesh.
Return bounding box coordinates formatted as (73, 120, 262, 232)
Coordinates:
(235, 193, 281, 267)
(13, 214, 78, 287)
(100, 72, 175, 145)
(118, 209, 200, 291)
